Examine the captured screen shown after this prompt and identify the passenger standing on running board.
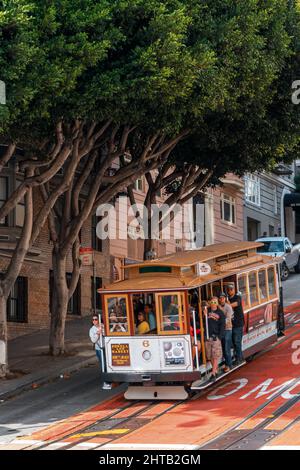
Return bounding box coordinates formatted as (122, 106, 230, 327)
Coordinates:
(227, 283, 245, 365)
(219, 293, 234, 372)
(204, 297, 225, 382)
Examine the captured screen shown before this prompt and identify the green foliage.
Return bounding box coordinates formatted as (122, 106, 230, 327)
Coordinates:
(0, 0, 299, 170)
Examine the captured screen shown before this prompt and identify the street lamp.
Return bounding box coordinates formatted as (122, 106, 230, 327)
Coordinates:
(0, 80, 6, 105)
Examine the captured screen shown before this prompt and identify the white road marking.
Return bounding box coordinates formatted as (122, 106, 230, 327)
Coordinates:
(261, 445, 300, 450)
(99, 443, 199, 450)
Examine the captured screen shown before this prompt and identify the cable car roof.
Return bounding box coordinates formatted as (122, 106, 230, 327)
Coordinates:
(121, 241, 263, 268)
(99, 242, 278, 294)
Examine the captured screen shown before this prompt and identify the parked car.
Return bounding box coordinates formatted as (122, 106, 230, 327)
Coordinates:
(256, 237, 300, 281)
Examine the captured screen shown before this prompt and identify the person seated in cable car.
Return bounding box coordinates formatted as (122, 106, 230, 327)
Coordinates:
(165, 297, 179, 320)
(109, 310, 127, 333)
(136, 311, 150, 335)
(144, 303, 156, 331)
(164, 316, 180, 331)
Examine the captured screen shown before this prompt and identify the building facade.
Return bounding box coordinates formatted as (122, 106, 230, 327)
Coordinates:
(197, 174, 245, 247)
(244, 163, 297, 242)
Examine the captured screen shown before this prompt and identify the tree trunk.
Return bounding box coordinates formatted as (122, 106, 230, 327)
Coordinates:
(143, 182, 157, 260)
(0, 293, 8, 377)
(49, 253, 69, 356)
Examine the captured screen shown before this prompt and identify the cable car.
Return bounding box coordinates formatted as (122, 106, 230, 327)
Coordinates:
(98, 242, 283, 400)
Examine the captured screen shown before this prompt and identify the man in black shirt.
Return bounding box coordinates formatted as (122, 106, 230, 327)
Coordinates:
(204, 297, 225, 381)
(227, 283, 244, 364)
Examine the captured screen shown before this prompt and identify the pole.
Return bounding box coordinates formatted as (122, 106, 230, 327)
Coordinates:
(192, 308, 200, 371)
(197, 287, 206, 366)
(93, 253, 105, 372)
(93, 253, 97, 317)
(277, 262, 285, 337)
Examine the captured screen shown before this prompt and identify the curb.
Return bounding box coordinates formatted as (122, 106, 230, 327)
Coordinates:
(0, 355, 98, 402)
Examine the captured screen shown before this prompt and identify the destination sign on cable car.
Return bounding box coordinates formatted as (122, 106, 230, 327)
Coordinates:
(111, 343, 131, 366)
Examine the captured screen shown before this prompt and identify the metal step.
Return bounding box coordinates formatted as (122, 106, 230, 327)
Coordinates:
(190, 361, 246, 390)
(124, 385, 189, 401)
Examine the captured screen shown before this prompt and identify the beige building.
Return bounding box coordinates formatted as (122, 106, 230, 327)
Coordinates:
(203, 174, 244, 246)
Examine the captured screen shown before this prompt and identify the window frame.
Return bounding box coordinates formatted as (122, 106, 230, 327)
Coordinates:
(245, 174, 261, 207)
(7, 276, 28, 323)
(220, 193, 236, 225)
(258, 269, 268, 304)
(133, 176, 144, 192)
(267, 266, 278, 300)
(248, 270, 259, 307)
(155, 291, 185, 335)
(237, 274, 250, 310)
(104, 294, 132, 336)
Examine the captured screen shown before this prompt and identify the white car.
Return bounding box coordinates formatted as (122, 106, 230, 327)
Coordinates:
(256, 237, 300, 281)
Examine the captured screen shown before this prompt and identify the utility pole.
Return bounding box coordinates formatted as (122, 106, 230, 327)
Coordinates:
(0, 81, 6, 105)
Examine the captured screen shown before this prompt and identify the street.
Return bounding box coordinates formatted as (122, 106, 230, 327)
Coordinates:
(283, 272, 300, 308)
(0, 274, 299, 450)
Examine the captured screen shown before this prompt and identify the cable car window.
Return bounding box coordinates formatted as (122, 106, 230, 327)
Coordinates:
(104, 295, 130, 335)
(156, 292, 184, 334)
(268, 267, 276, 298)
(248, 272, 259, 306)
(238, 274, 249, 308)
(258, 270, 268, 302)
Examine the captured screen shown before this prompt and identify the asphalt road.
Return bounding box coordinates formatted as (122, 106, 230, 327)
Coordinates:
(0, 365, 124, 445)
(283, 272, 300, 307)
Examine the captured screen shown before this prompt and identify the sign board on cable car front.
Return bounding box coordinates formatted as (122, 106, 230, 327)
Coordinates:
(111, 343, 131, 366)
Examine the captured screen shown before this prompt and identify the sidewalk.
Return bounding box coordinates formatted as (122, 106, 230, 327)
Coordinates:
(0, 316, 97, 401)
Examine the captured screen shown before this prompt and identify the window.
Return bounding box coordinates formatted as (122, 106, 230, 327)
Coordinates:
(134, 177, 144, 192)
(220, 194, 236, 224)
(268, 267, 277, 298)
(92, 214, 102, 252)
(7, 277, 28, 322)
(91, 276, 102, 311)
(245, 174, 261, 206)
(257, 241, 284, 253)
(156, 292, 185, 334)
(238, 274, 250, 308)
(258, 270, 268, 302)
(139, 266, 171, 274)
(0, 176, 8, 225)
(105, 295, 130, 335)
(49, 271, 81, 316)
(248, 272, 258, 306)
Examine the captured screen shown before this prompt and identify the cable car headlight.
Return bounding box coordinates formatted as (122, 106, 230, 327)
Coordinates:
(142, 350, 152, 361)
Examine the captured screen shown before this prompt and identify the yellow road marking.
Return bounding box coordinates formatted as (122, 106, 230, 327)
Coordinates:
(70, 429, 129, 438)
